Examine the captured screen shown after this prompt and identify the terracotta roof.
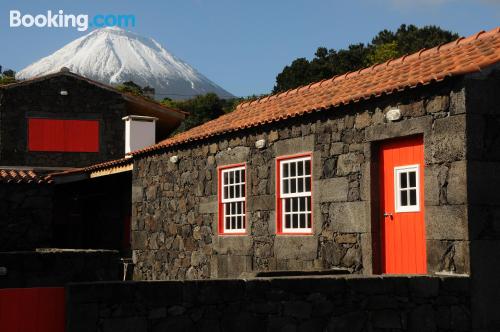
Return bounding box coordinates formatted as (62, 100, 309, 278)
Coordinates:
(49, 157, 133, 177)
(0, 169, 53, 184)
(131, 27, 500, 157)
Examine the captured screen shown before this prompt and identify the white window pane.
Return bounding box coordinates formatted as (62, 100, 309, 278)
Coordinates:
(298, 178, 304, 192)
(291, 162, 296, 177)
(300, 214, 306, 228)
(285, 214, 291, 228)
(409, 171, 416, 187)
(401, 190, 408, 206)
(305, 160, 311, 175)
(400, 172, 407, 189)
(290, 179, 296, 193)
(409, 189, 417, 205)
(298, 161, 304, 176)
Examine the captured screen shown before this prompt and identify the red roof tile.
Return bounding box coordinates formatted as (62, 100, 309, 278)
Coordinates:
(0, 169, 53, 184)
(126, 27, 498, 156)
(49, 157, 133, 177)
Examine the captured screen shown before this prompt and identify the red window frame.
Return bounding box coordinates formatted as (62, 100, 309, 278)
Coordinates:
(276, 152, 314, 235)
(28, 118, 100, 153)
(217, 163, 247, 235)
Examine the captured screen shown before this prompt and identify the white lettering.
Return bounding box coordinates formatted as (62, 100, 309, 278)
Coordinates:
(47, 10, 59, 28)
(76, 15, 88, 31)
(9, 10, 21, 27)
(21, 14, 34, 27)
(34, 14, 47, 27)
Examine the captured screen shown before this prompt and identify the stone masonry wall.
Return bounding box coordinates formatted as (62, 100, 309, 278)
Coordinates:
(0, 183, 54, 251)
(0, 249, 121, 288)
(132, 79, 469, 280)
(463, 66, 500, 330)
(66, 276, 471, 332)
(0, 74, 127, 168)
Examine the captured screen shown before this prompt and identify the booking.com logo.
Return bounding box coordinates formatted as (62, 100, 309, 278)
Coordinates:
(9, 10, 135, 32)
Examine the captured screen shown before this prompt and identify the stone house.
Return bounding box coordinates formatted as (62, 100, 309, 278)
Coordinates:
(127, 26, 500, 307)
(0, 69, 185, 251)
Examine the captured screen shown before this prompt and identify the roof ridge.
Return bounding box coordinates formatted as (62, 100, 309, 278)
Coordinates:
(1, 70, 187, 116)
(125, 27, 500, 157)
(235, 26, 500, 110)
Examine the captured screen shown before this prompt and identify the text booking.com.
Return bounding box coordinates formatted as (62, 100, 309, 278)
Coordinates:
(9, 10, 135, 32)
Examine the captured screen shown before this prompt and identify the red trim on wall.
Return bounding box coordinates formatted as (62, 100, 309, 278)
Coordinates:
(275, 152, 314, 235)
(217, 163, 247, 236)
(28, 118, 100, 152)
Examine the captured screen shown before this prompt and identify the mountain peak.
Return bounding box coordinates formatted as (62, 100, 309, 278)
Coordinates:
(17, 28, 234, 100)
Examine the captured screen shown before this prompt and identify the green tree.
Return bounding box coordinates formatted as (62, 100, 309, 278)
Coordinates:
(162, 93, 225, 134)
(273, 24, 459, 93)
(366, 41, 399, 66)
(0, 68, 17, 85)
(116, 81, 145, 97)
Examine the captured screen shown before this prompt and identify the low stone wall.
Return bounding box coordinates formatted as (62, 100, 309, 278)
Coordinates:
(66, 275, 470, 332)
(0, 249, 121, 288)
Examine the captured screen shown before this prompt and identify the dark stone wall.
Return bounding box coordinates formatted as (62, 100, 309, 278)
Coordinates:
(0, 183, 54, 250)
(132, 79, 469, 280)
(0, 74, 127, 168)
(66, 276, 471, 332)
(464, 66, 500, 330)
(0, 249, 121, 288)
(52, 171, 132, 254)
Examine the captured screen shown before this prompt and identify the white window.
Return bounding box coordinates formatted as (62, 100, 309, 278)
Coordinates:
(394, 164, 420, 212)
(220, 166, 246, 233)
(279, 156, 312, 233)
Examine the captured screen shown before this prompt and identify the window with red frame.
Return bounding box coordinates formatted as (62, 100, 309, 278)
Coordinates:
(28, 118, 99, 152)
(277, 155, 312, 234)
(218, 165, 246, 234)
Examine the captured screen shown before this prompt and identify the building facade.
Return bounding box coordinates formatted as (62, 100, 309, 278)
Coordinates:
(129, 29, 500, 285)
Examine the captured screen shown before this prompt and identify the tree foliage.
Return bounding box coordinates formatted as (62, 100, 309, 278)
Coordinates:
(116, 81, 146, 97)
(161, 93, 241, 135)
(273, 24, 459, 93)
(0, 68, 17, 85)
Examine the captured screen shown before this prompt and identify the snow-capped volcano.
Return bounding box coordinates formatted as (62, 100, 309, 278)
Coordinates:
(17, 27, 234, 100)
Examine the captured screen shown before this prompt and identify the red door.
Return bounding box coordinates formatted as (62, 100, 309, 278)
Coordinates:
(0, 288, 65, 332)
(379, 136, 427, 274)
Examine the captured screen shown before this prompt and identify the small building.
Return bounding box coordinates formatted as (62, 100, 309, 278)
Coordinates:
(127, 29, 500, 325)
(0, 69, 185, 251)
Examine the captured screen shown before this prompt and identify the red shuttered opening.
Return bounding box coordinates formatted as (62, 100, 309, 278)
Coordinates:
(0, 287, 65, 332)
(28, 118, 100, 152)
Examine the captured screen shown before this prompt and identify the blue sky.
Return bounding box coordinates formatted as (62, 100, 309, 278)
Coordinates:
(0, 0, 498, 97)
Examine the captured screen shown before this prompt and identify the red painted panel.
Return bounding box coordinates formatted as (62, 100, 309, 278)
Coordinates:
(28, 118, 99, 152)
(379, 136, 427, 274)
(0, 288, 65, 332)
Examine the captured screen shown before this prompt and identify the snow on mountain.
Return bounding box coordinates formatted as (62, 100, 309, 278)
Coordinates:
(16, 27, 234, 100)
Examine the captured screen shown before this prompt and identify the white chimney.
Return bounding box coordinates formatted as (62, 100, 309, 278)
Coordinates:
(122, 115, 158, 154)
